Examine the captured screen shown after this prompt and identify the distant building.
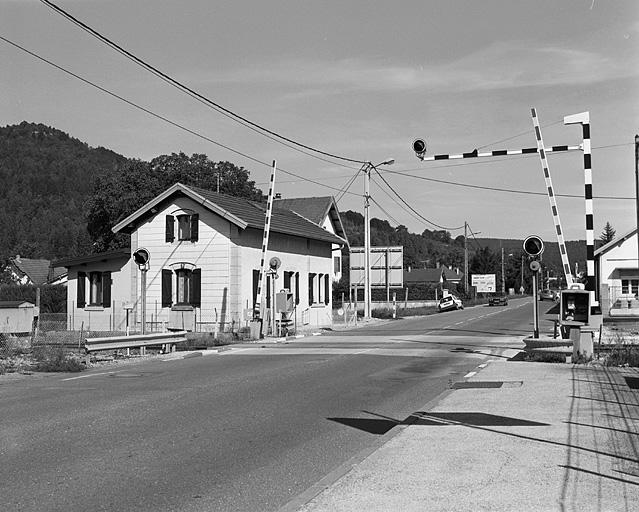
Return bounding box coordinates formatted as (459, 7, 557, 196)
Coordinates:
(403, 266, 462, 286)
(8, 255, 66, 286)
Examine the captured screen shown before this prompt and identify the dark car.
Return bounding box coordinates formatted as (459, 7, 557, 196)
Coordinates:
(488, 295, 508, 306)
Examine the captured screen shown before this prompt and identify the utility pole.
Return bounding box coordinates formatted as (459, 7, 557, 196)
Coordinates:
(464, 221, 468, 295)
(635, 134, 639, 268)
(520, 255, 525, 294)
(362, 159, 394, 319)
(501, 247, 505, 295)
(364, 163, 372, 319)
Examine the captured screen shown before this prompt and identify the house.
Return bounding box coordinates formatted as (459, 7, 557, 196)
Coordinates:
(274, 196, 348, 281)
(8, 255, 67, 286)
(403, 266, 462, 286)
(594, 228, 639, 316)
(54, 183, 348, 333)
(52, 250, 132, 331)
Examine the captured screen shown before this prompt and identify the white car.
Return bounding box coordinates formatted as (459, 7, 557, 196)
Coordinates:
(438, 295, 463, 312)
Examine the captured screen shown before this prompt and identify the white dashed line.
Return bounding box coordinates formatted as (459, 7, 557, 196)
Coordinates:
(62, 370, 124, 381)
(464, 371, 477, 378)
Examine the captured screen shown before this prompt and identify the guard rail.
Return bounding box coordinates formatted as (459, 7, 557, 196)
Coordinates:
(85, 331, 188, 353)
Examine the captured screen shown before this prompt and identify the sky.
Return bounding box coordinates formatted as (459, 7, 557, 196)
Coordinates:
(2, 0, 638, 243)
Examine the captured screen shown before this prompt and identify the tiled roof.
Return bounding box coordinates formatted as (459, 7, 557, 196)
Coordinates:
(189, 186, 346, 245)
(113, 183, 347, 246)
(10, 257, 64, 285)
(274, 197, 332, 225)
(404, 268, 462, 283)
(0, 301, 35, 308)
(53, 250, 131, 269)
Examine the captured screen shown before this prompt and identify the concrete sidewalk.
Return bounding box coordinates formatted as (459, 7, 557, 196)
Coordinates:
(289, 359, 639, 512)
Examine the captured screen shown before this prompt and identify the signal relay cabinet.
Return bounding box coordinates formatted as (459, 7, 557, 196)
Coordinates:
(559, 289, 591, 341)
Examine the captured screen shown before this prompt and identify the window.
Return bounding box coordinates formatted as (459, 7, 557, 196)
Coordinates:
(622, 279, 639, 296)
(308, 273, 329, 306)
(165, 214, 199, 242)
(334, 256, 341, 275)
(161, 268, 201, 307)
(77, 271, 111, 308)
(283, 271, 300, 306)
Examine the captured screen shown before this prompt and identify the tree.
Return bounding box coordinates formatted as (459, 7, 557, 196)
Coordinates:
(599, 222, 616, 244)
(84, 153, 265, 252)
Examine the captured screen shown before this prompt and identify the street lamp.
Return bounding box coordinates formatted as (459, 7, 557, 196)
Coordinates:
(364, 158, 395, 319)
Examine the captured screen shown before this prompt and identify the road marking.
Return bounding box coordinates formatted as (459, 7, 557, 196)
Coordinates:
(352, 348, 376, 355)
(464, 371, 477, 378)
(62, 370, 124, 381)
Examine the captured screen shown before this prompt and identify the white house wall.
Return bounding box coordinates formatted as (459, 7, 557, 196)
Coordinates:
(321, 215, 343, 282)
(66, 258, 132, 331)
(132, 196, 233, 331)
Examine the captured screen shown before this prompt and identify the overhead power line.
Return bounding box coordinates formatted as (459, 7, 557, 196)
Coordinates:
(0, 34, 360, 199)
(39, 0, 366, 166)
(372, 167, 464, 232)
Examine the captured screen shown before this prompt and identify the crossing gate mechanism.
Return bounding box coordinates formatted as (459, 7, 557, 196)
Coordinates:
(412, 108, 597, 307)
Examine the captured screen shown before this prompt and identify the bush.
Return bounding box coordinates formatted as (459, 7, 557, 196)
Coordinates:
(32, 345, 85, 372)
(604, 343, 639, 367)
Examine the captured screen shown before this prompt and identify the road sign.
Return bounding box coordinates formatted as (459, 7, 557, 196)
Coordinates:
(471, 274, 496, 293)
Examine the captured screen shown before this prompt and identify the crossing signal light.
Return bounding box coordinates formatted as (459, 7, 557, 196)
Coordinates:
(523, 235, 544, 257)
(133, 248, 150, 267)
(412, 138, 427, 159)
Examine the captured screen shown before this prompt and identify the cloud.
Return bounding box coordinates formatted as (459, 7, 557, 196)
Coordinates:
(191, 40, 638, 98)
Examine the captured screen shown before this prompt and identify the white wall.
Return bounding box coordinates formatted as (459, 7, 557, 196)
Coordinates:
(66, 257, 132, 331)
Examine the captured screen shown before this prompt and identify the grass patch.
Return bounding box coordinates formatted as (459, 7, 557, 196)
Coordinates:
(32, 345, 85, 372)
(524, 352, 567, 363)
(603, 343, 639, 367)
(372, 306, 438, 319)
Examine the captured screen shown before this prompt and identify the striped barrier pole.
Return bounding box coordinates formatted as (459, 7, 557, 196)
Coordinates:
(416, 145, 580, 161)
(253, 160, 277, 320)
(531, 108, 574, 287)
(564, 112, 597, 304)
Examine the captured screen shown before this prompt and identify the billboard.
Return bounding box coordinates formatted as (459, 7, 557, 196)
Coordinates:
(350, 246, 403, 288)
(471, 274, 496, 293)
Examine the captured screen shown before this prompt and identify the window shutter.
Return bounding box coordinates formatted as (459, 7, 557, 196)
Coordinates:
(165, 215, 175, 242)
(324, 274, 330, 305)
(295, 272, 300, 305)
(191, 269, 201, 307)
(252, 269, 260, 310)
(102, 271, 112, 308)
(190, 214, 199, 242)
(162, 269, 173, 307)
(266, 273, 271, 305)
(308, 273, 315, 305)
(77, 271, 86, 308)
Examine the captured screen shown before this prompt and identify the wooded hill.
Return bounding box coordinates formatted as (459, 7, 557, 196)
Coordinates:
(0, 122, 127, 261)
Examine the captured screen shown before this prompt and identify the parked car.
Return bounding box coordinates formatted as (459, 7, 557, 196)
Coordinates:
(539, 289, 559, 301)
(488, 295, 508, 306)
(438, 294, 463, 312)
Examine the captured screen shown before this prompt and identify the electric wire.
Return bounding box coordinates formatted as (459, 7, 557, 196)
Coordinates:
(39, 0, 366, 166)
(372, 167, 465, 231)
(335, 167, 364, 204)
(0, 34, 360, 199)
(370, 174, 434, 229)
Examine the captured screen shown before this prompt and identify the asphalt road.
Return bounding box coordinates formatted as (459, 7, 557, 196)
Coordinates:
(0, 297, 552, 511)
